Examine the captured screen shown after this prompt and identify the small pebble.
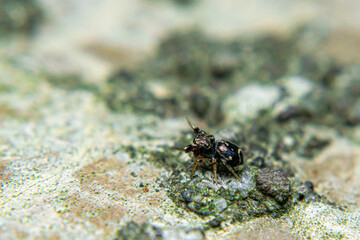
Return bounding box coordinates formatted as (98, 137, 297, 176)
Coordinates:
(214, 198, 227, 212)
(207, 218, 222, 228)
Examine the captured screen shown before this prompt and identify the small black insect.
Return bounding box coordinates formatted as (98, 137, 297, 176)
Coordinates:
(172, 118, 244, 184)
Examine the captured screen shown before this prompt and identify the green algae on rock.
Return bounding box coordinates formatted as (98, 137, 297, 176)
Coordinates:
(115, 222, 162, 240)
(164, 166, 292, 222)
(44, 73, 97, 92)
(156, 109, 348, 226)
(115, 221, 205, 240)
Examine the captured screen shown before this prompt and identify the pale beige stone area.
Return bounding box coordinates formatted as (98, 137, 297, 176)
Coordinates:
(214, 217, 299, 240)
(291, 203, 360, 239)
(0, 61, 196, 239)
(301, 139, 360, 211)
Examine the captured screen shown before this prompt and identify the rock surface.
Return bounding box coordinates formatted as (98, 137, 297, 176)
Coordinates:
(256, 168, 291, 204)
(0, 56, 360, 239)
(291, 203, 360, 239)
(1, 0, 360, 239)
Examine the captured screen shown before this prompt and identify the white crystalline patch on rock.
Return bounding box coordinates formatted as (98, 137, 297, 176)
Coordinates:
(162, 227, 205, 240)
(223, 85, 281, 122)
(199, 179, 219, 192)
(227, 170, 255, 197)
(284, 75, 313, 100)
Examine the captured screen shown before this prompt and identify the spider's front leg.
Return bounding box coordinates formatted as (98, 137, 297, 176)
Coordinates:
(172, 144, 199, 158)
(190, 158, 208, 180)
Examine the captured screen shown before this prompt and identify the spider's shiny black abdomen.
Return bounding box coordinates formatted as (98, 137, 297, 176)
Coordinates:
(215, 140, 244, 167)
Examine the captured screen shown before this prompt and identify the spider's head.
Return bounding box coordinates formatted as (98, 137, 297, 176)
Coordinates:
(186, 117, 214, 149)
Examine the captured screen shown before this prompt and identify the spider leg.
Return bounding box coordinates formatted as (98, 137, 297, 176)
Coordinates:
(191, 158, 207, 180)
(220, 158, 242, 182)
(190, 161, 198, 180)
(209, 157, 218, 184)
(213, 162, 218, 184)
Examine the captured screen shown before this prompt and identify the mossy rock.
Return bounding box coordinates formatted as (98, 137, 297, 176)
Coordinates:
(115, 222, 205, 240)
(165, 166, 293, 223)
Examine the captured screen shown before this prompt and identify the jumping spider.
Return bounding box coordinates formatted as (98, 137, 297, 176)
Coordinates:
(173, 118, 244, 184)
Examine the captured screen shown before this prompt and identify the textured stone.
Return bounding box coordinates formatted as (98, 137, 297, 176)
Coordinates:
(1, 0, 360, 238)
(291, 203, 360, 239)
(256, 168, 291, 204)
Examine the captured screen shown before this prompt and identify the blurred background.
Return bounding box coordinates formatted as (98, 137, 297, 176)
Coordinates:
(1, 0, 360, 127)
(1, 0, 360, 128)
